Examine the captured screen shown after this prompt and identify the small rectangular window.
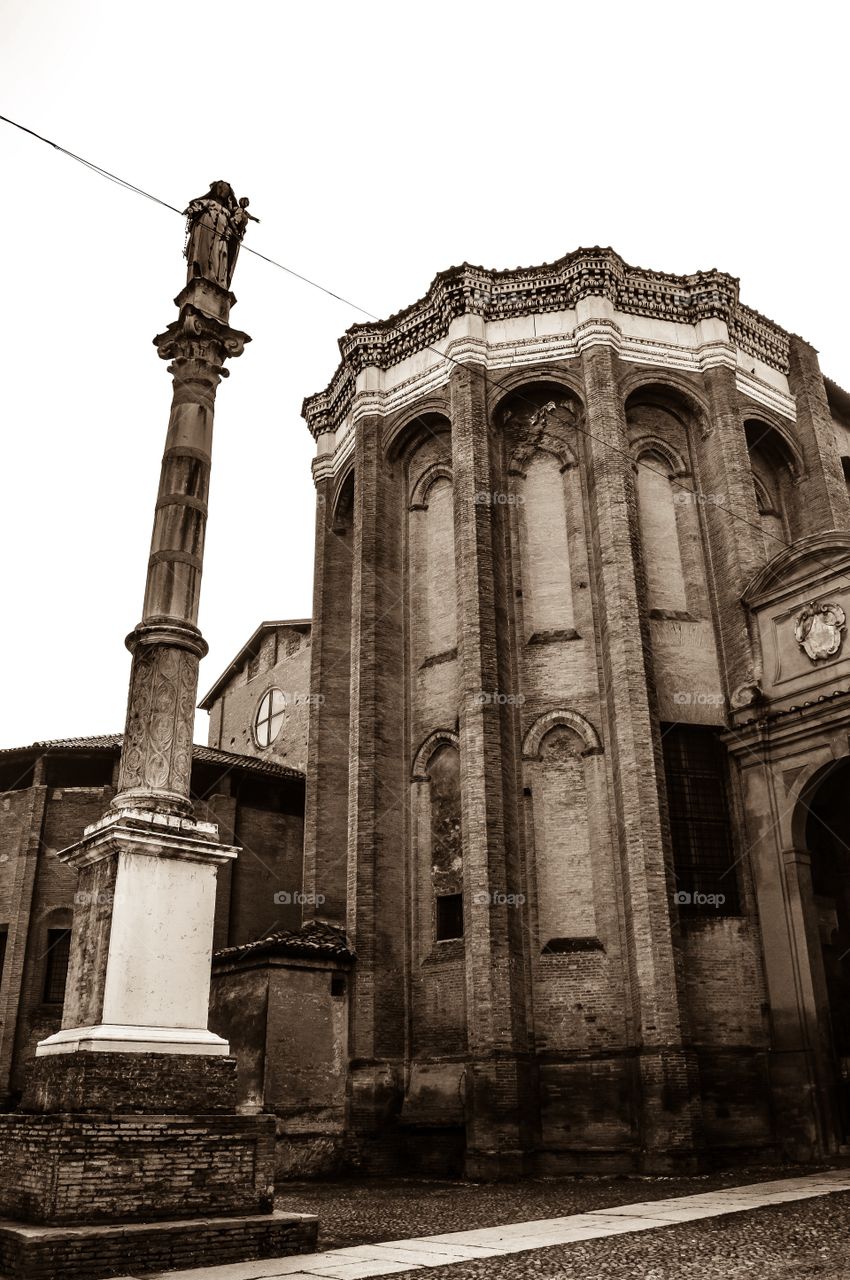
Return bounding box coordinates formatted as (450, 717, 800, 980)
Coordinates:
(43, 928, 72, 1005)
(436, 893, 464, 941)
(0, 926, 8, 987)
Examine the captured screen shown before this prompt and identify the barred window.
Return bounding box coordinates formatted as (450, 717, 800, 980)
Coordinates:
(43, 928, 71, 1005)
(661, 725, 741, 916)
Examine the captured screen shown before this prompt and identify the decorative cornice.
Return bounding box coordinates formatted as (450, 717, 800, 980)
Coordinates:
(302, 247, 793, 439)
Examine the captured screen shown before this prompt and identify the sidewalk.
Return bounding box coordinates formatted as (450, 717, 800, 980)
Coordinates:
(117, 1168, 850, 1280)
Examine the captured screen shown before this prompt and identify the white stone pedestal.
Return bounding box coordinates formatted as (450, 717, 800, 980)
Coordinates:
(36, 807, 238, 1058)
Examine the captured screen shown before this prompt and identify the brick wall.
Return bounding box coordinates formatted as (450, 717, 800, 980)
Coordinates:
(213, 626, 313, 772)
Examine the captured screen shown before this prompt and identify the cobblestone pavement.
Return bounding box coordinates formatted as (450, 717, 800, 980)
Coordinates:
(277, 1164, 844, 1252)
(392, 1191, 850, 1280)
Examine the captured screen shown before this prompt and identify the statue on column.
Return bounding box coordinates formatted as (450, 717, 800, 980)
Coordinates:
(183, 180, 259, 290)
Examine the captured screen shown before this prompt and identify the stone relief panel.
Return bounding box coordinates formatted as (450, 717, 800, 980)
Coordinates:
(118, 644, 197, 802)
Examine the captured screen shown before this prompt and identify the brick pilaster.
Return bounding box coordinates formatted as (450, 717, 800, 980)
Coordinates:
(346, 418, 406, 1074)
(696, 365, 764, 699)
(450, 364, 531, 1177)
(303, 474, 353, 923)
(788, 336, 850, 534)
(581, 346, 700, 1164)
(0, 782, 48, 1101)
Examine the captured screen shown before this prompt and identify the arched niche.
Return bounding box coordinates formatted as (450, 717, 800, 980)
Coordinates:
(331, 470, 354, 535)
(745, 419, 802, 556)
(409, 730, 466, 1051)
(522, 710, 603, 950)
(406, 422, 457, 666)
(625, 392, 708, 622)
(498, 384, 586, 645)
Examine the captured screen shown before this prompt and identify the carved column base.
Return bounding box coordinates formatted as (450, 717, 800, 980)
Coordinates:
(36, 808, 237, 1059)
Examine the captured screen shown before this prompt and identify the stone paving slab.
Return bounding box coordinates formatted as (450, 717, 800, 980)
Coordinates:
(140, 1169, 850, 1280)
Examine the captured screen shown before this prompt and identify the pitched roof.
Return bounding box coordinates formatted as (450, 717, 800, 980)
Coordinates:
(0, 734, 303, 781)
(199, 619, 312, 710)
(213, 920, 354, 964)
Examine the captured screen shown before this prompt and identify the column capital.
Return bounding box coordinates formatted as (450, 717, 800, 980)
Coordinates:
(153, 304, 251, 370)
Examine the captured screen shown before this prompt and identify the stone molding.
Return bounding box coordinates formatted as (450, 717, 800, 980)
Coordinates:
(408, 461, 454, 509)
(629, 434, 690, 477)
(521, 708, 603, 759)
(411, 728, 461, 780)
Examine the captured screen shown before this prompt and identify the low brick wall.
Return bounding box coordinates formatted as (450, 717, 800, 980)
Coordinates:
(0, 1209, 319, 1280)
(0, 1112, 275, 1224)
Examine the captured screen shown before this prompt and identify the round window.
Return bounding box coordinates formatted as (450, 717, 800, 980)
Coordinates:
(255, 688, 287, 748)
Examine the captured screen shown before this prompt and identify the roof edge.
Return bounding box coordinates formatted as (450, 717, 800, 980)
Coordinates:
(199, 618, 312, 710)
(300, 246, 796, 440)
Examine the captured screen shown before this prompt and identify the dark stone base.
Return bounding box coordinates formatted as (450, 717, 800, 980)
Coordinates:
(0, 1209, 318, 1280)
(0, 1111, 275, 1224)
(20, 1052, 238, 1114)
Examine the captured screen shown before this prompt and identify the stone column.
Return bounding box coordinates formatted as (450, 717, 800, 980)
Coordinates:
(0, 201, 320, 1278)
(450, 363, 531, 1178)
(580, 344, 701, 1167)
(36, 274, 249, 1059)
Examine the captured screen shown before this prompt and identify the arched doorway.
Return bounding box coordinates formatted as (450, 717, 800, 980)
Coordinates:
(802, 757, 850, 1142)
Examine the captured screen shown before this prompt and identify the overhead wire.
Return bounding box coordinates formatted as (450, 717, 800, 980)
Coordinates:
(1, 111, 844, 566)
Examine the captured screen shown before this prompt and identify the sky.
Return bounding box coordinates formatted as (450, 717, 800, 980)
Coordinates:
(0, 0, 847, 749)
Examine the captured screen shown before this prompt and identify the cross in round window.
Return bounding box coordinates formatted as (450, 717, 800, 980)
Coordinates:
(255, 688, 287, 747)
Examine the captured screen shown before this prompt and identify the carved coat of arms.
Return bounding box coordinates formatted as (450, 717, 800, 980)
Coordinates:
(794, 601, 846, 662)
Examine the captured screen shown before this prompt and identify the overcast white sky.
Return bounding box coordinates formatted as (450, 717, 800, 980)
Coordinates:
(0, 0, 847, 749)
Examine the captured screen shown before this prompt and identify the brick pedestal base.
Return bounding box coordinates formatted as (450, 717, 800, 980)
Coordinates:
(0, 1053, 320, 1279)
(0, 1209, 318, 1280)
(0, 1111, 275, 1224)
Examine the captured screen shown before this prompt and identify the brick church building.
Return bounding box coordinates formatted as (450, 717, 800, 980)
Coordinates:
(2, 247, 850, 1178)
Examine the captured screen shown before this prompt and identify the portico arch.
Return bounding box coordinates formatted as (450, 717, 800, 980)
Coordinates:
(792, 755, 850, 1144)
